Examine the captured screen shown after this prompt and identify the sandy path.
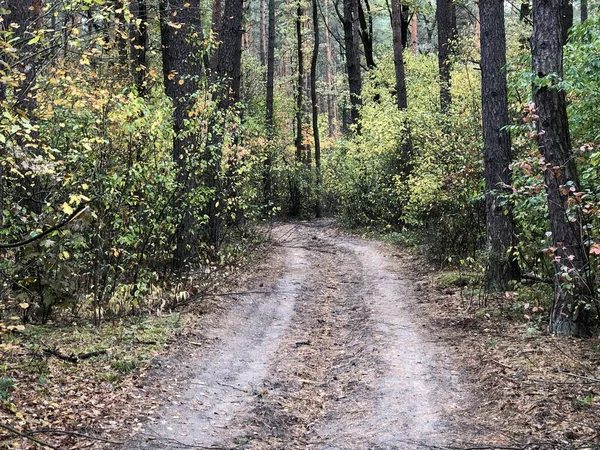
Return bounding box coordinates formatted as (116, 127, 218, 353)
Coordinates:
(126, 221, 469, 450)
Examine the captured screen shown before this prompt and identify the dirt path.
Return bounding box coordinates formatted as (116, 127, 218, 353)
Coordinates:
(126, 221, 470, 450)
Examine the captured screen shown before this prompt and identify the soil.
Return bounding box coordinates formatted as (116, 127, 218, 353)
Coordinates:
(121, 221, 473, 450)
(104, 220, 600, 450)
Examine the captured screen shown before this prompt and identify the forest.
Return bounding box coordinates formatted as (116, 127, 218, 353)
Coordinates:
(1, 0, 600, 448)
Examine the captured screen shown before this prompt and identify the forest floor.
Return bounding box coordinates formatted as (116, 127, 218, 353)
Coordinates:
(3, 220, 600, 449)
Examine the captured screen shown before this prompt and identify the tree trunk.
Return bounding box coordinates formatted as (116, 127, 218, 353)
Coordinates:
(390, 0, 408, 110)
(473, 6, 481, 51)
(532, 0, 592, 336)
(311, 0, 322, 217)
(130, 0, 149, 96)
(295, 0, 304, 163)
(520, 0, 531, 21)
(436, 0, 456, 112)
(264, 0, 276, 204)
(210, 0, 224, 73)
(324, 0, 337, 137)
(207, 0, 245, 248)
(480, 0, 520, 291)
(244, 0, 254, 55)
(357, 0, 375, 68)
(342, 0, 362, 127)
(400, 3, 410, 48)
(159, 0, 202, 270)
(5, 0, 41, 114)
(410, 12, 418, 53)
(561, 0, 572, 44)
(581, 0, 588, 22)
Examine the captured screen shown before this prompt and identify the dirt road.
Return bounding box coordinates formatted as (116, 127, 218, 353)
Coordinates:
(126, 221, 470, 450)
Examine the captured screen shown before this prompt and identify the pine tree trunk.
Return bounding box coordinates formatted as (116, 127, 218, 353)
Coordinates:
(400, 3, 410, 48)
(324, 0, 337, 137)
(342, 0, 362, 127)
(357, 0, 375, 68)
(264, 0, 276, 203)
(311, 0, 322, 217)
(159, 0, 202, 270)
(480, 0, 520, 292)
(532, 0, 592, 336)
(295, 0, 304, 163)
(410, 12, 418, 53)
(390, 0, 408, 110)
(436, 0, 455, 112)
(210, 0, 224, 73)
(561, 0, 572, 43)
(207, 0, 244, 248)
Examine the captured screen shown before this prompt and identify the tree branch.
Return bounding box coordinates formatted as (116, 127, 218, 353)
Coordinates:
(0, 203, 90, 249)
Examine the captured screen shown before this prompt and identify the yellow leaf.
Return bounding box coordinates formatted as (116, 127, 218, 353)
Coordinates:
(61, 202, 74, 215)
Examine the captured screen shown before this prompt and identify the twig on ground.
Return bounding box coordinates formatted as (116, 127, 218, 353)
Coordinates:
(29, 429, 123, 445)
(43, 348, 107, 363)
(215, 380, 248, 393)
(0, 423, 61, 450)
(558, 371, 600, 383)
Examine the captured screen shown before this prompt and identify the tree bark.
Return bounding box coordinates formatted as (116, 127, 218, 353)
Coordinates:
(4, 0, 41, 114)
(264, 0, 276, 203)
(436, 0, 456, 112)
(311, 0, 322, 217)
(159, 0, 202, 270)
(357, 0, 375, 68)
(400, 3, 410, 48)
(390, 0, 408, 110)
(295, 0, 305, 163)
(209, 0, 224, 73)
(581, 0, 588, 22)
(561, 0, 572, 44)
(532, 0, 592, 336)
(341, 0, 362, 127)
(324, 0, 338, 137)
(480, 0, 520, 291)
(410, 11, 418, 52)
(207, 0, 244, 248)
